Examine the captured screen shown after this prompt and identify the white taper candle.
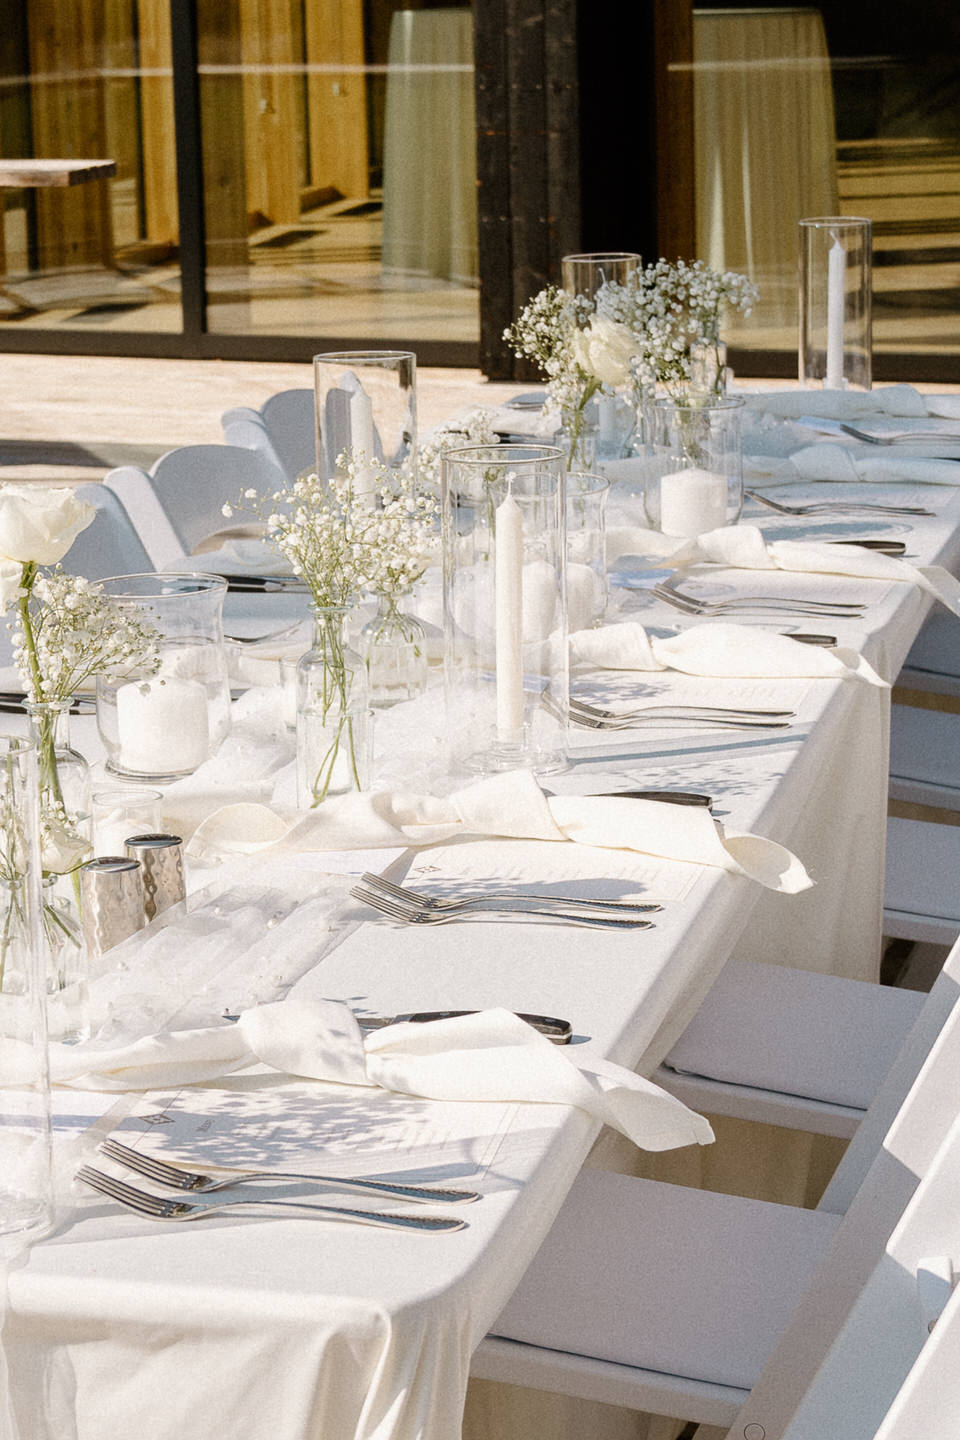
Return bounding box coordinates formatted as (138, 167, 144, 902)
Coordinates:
(825, 233, 846, 389)
(495, 487, 525, 740)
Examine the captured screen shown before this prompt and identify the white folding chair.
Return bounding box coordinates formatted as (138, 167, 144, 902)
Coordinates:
(896, 611, 960, 698)
(471, 941, 960, 1433)
(62, 483, 155, 579)
(222, 388, 314, 484)
(104, 444, 286, 565)
(889, 702, 960, 809)
(778, 1111, 960, 1440)
(883, 815, 960, 944)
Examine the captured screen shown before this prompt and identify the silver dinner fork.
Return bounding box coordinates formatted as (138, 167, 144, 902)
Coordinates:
(223, 620, 306, 646)
(746, 489, 933, 518)
(99, 1137, 479, 1205)
(76, 1165, 467, 1231)
(350, 884, 655, 930)
(357, 871, 662, 915)
(651, 582, 866, 620)
(566, 696, 794, 729)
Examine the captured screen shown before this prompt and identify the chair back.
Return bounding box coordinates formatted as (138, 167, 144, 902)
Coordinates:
(143, 444, 285, 557)
(222, 389, 314, 484)
(102, 464, 185, 570)
(62, 484, 155, 579)
(782, 1111, 960, 1440)
(732, 933, 960, 1439)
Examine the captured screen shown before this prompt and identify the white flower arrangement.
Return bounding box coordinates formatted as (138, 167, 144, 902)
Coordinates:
(503, 285, 641, 463)
(416, 407, 499, 491)
(596, 258, 758, 400)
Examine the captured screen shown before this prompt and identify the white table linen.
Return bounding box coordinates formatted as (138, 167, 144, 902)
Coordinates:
(5, 468, 960, 1440)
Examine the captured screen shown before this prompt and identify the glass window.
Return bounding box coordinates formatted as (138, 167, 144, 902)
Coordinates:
(0, 0, 180, 333)
(689, 3, 960, 372)
(197, 0, 479, 346)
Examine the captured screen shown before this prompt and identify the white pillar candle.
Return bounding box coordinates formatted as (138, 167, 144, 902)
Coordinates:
(117, 677, 210, 774)
(495, 489, 525, 740)
(825, 233, 846, 389)
(597, 394, 619, 446)
(659, 466, 728, 538)
(349, 385, 378, 502)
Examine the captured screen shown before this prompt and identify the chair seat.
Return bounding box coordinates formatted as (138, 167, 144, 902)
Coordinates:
(661, 961, 924, 1110)
(897, 612, 960, 697)
(489, 1170, 839, 1393)
(890, 704, 960, 807)
(885, 816, 960, 943)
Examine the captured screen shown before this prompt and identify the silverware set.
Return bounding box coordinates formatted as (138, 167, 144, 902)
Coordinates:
(76, 1165, 467, 1231)
(565, 695, 794, 731)
(797, 415, 960, 446)
(746, 489, 932, 517)
(651, 580, 866, 620)
(350, 875, 658, 929)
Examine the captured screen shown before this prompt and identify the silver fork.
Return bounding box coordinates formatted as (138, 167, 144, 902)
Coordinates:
(224, 620, 306, 646)
(651, 582, 866, 619)
(745, 489, 933, 518)
(76, 1165, 467, 1231)
(99, 1137, 479, 1205)
(350, 884, 655, 930)
(358, 871, 661, 915)
(568, 696, 794, 725)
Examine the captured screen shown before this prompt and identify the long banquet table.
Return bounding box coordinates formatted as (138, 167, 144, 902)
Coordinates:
(5, 454, 960, 1440)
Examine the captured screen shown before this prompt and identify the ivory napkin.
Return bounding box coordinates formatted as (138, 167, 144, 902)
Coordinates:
(25, 1001, 715, 1153)
(570, 620, 886, 686)
(743, 386, 960, 422)
(774, 443, 960, 486)
(663, 525, 960, 617)
(185, 768, 811, 893)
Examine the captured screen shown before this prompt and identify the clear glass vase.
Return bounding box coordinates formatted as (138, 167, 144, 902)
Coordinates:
(0, 736, 54, 1242)
(296, 606, 373, 807)
(24, 700, 91, 1043)
(361, 593, 429, 707)
(642, 397, 745, 538)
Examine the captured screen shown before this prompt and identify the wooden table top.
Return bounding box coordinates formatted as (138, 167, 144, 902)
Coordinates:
(0, 159, 116, 188)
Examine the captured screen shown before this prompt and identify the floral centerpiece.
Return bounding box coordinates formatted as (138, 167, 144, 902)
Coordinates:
(0, 486, 159, 973)
(226, 458, 438, 803)
(503, 285, 636, 467)
(596, 257, 758, 402)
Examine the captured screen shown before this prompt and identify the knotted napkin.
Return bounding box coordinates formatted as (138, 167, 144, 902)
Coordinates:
(658, 524, 960, 617)
(743, 385, 960, 421)
(767, 443, 960, 486)
(183, 767, 811, 893)
(16, 1001, 715, 1153)
(570, 620, 886, 686)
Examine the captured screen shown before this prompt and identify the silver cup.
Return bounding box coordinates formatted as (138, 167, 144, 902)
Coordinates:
(80, 858, 145, 958)
(124, 833, 186, 921)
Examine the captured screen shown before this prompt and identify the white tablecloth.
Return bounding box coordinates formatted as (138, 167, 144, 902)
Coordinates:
(5, 476, 960, 1440)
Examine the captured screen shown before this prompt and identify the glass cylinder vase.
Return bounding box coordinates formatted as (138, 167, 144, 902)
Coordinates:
(95, 573, 231, 783)
(799, 216, 872, 391)
(442, 444, 568, 780)
(314, 350, 417, 502)
(566, 472, 610, 631)
(643, 398, 744, 539)
(561, 252, 642, 306)
(296, 606, 373, 808)
(0, 735, 54, 1243)
(361, 593, 429, 708)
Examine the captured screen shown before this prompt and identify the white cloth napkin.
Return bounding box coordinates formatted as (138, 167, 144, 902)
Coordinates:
(23, 1001, 714, 1153)
(652, 524, 960, 617)
(570, 620, 886, 686)
(760, 443, 960, 486)
(183, 768, 811, 893)
(743, 385, 960, 421)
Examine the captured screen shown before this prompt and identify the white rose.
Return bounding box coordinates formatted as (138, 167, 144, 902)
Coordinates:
(41, 818, 92, 875)
(572, 316, 638, 388)
(0, 485, 96, 566)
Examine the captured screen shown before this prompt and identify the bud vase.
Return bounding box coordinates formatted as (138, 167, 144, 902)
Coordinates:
(361, 593, 429, 707)
(0, 736, 54, 1242)
(24, 699, 91, 1043)
(296, 606, 373, 807)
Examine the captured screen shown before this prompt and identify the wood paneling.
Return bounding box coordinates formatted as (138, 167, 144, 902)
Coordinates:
(137, 0, 179, 248)
(304, 0, 369, 202)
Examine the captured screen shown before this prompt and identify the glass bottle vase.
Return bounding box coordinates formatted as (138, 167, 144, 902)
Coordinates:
(361, 593, 429, 707)
(296, 606, 373, 808)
